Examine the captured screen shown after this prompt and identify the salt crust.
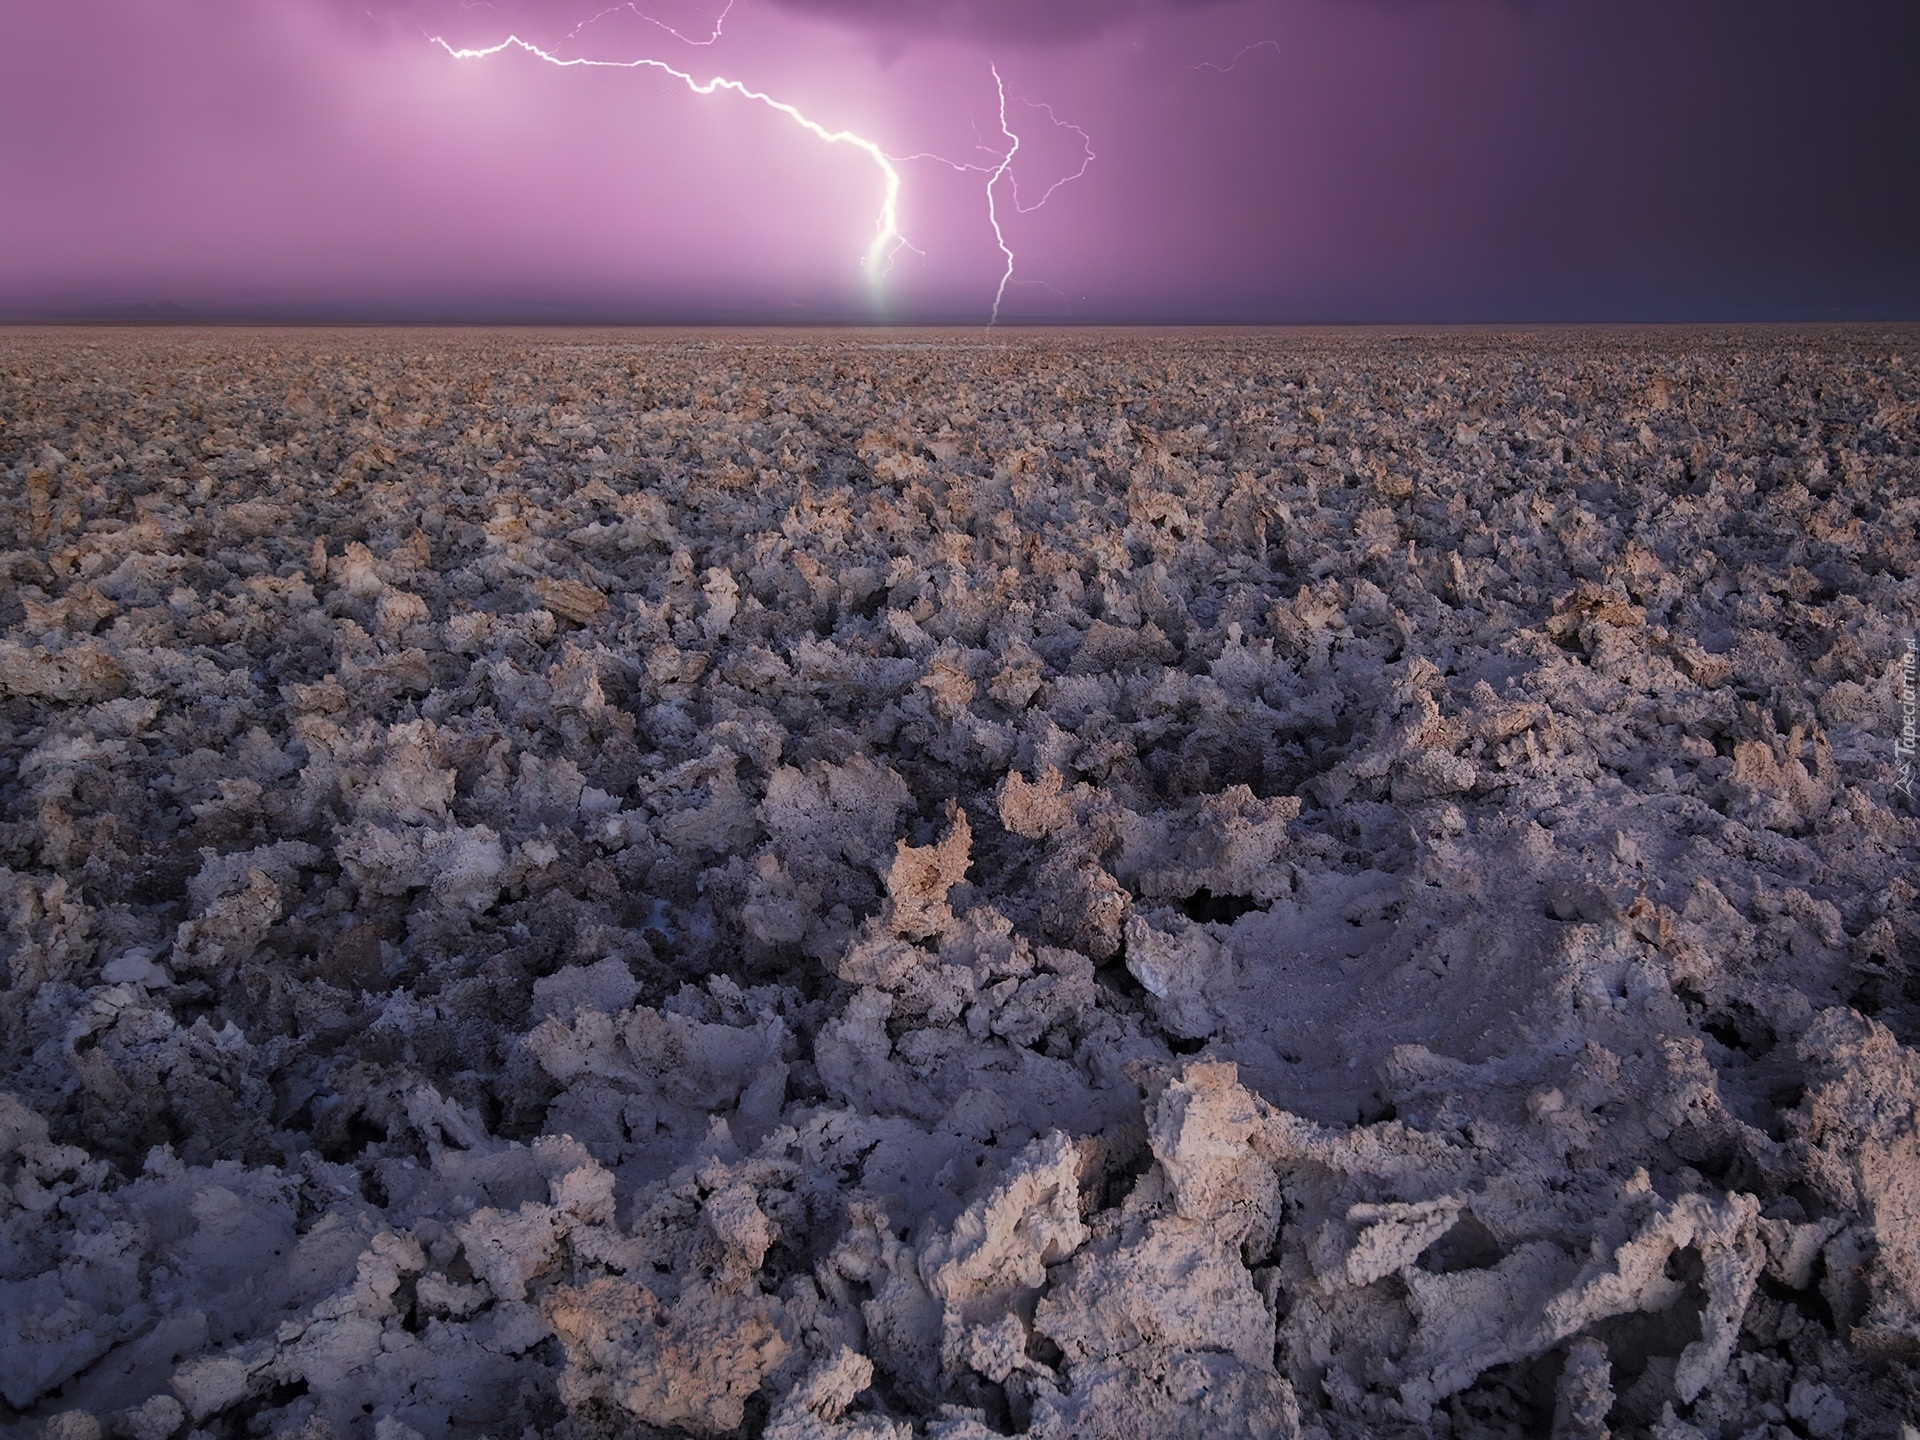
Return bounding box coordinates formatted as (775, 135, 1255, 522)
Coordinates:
(1, 327, 1918, 1438)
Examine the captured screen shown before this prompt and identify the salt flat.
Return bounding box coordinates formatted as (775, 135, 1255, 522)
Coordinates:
(2, 325, 1917, 1438)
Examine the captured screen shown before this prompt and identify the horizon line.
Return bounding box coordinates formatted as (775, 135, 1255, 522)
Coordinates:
(6, 312, 1919, 331)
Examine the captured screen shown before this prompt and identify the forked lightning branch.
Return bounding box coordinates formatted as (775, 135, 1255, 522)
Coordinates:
(431, 25, 1093, 323)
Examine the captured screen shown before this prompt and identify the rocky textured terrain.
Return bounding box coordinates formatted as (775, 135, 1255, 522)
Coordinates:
(2, 324, 1918, 1439)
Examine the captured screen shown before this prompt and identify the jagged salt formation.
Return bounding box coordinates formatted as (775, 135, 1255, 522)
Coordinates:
(2, 326, 1918, 1439)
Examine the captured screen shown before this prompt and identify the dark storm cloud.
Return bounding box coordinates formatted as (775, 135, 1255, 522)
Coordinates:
(349, 0, 1455, 48)
(342, 0, 1219, 44)
(763, 0, 1222, 45)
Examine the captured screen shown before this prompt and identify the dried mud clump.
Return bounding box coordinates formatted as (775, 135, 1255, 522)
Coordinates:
(2, 325, 1919, 1440)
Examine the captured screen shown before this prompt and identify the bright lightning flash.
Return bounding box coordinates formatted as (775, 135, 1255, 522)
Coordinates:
(434, 19, 1093, 323)
(431, 30, 909, 280)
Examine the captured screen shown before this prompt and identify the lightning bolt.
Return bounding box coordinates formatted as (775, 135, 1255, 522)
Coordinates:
(1191, 39, 1281, 75)
(1007, 95, 1095, 216)
(559, 0, 734, 48)
(985, 64, 1020, 326)
(981, 66, 1094, 326)
(435, 20, 1092, 323)
(431, 31, 909, 282)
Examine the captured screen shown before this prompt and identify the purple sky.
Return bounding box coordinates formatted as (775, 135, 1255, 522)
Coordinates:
(3, 0, 1915, 323)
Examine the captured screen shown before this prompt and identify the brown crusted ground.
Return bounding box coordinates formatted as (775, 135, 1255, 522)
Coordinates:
(2, 325, 1919, 1440)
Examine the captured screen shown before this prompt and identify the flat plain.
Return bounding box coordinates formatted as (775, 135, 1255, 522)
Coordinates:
(3, 325, 1919, 1439)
